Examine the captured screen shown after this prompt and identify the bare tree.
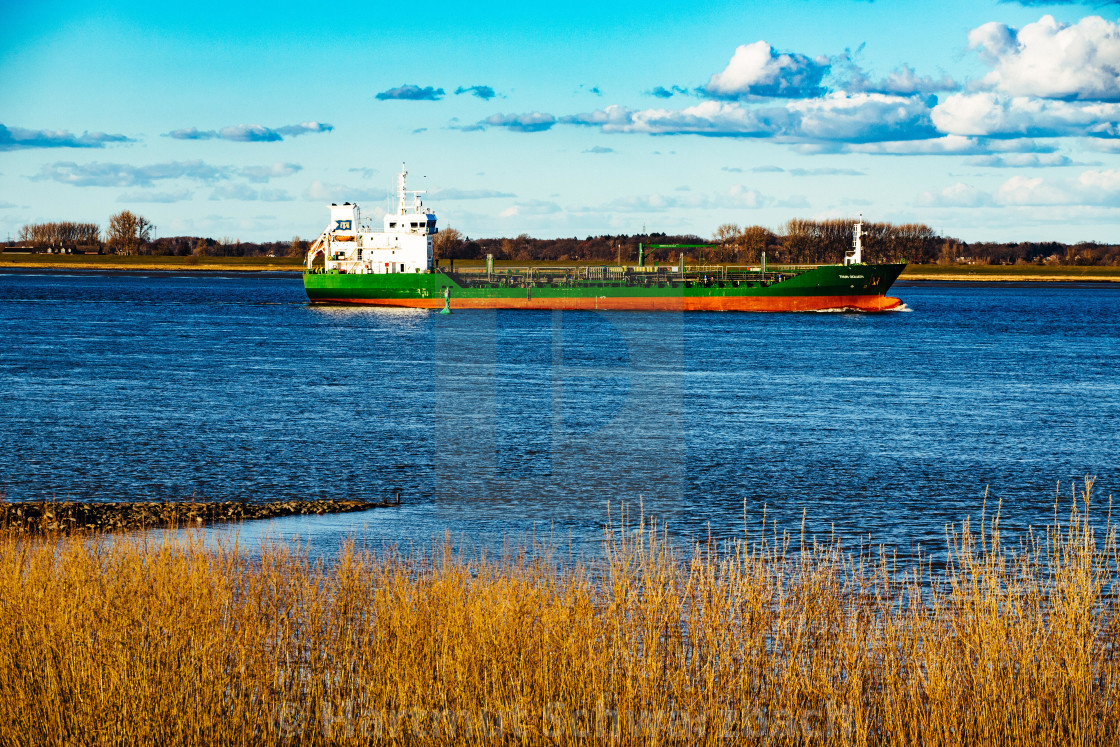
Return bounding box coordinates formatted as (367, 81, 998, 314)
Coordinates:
(287, 236, 308, 258)
(18, 222, 101, 251)
(432, 226, 464, 259)
(780, 219, 814, 264)
(106, 211, 154, 255)
(740, 226, 774, 264)
(712, 223, 742, 263)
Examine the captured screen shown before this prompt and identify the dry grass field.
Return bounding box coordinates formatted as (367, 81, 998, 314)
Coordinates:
(1, 480, 1116, 745)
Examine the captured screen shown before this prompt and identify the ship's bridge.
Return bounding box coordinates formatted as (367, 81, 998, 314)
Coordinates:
(385, 211, 436, 235)
(307, 164, 436, 275)
(384, 164, 436, 235)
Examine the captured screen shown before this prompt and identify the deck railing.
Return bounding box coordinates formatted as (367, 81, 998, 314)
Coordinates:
(433, 263, 811, 288)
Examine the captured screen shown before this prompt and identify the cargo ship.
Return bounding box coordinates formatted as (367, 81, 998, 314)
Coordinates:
(303, 166, 905, 312)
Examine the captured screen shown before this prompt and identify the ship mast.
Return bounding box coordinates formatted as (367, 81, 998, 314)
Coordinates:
(396, 162, 426, 214)
(845, 214, 863, 266)
(397, 164, 408, 215)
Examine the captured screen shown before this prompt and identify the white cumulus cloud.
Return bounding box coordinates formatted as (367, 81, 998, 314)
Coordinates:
(931, 92, 1120, 138)
(969, 15, 1120, 101)
(706, 41, 829, 98)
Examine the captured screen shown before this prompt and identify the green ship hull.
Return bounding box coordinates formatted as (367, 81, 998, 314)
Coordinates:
(304, 262, 906, 312)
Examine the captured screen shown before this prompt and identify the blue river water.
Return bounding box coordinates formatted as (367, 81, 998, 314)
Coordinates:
(1, 270, 1117, 560)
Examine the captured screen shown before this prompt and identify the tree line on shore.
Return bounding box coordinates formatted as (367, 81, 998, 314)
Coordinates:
(433, 220, 1120, 266)
(11, 213, 1120, 265)
(11, 212, 307, 259)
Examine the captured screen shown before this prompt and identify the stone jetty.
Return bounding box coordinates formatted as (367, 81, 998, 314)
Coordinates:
(0, 497, 398, 535)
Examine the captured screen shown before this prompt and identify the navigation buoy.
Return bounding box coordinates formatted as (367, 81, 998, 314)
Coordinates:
(440, 286, 451, 314)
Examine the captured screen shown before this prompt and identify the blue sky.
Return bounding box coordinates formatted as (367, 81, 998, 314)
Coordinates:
(3, 0, 1120, 243)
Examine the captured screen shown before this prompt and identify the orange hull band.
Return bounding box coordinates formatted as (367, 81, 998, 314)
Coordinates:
(312, 295, 904, 312)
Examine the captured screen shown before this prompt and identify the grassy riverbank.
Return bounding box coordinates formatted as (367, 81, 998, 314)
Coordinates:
(4, 253, 1119, 281)
(1, 480, 1115, 745)
(0, 253, 304, 272)
(899, 264, 1120, 282)
(0, 497, 398, 534)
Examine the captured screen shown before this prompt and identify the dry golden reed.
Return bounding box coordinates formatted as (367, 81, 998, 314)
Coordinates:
(1, 479, 1117, 746)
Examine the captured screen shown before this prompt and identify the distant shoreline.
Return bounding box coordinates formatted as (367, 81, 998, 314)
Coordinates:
(899, 265, 1120, 283)
(3, 254, 1119, 282)
(1, 254, 304, 272)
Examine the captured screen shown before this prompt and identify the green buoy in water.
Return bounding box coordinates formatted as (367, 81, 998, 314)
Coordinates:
(439, 287, 451, 314)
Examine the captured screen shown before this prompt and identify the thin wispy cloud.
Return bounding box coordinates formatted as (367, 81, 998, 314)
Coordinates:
(0, 124, 133, 151)
(167, 127, 218, 140)
(429, 188, 516, 200)
(646, 86, 691, 98)
(788, 167, 864, 176)
(560, 96, 938, 143)
(35, 160, 233, 187)
(375, 85, 445, 101)
(918, 181, 996, 208)
(117, 189, 194, 203)
(165, 122, 332, 142)
(275, 122, 332, 136)
(839, 62, 958, 96)
(572, 185, 807, 213)
(470, 94, 938, 143)
(838, 135, 1058, 156)
(584, 146, 614, 154)
(303, 181, 388, 202)
(478, 112, 557, 133)
(920, 168, 1120, 208)
(966, 153, 1088, 168)
(499, 199, 562, 218)
(209, 184, 294, 201)
(240, 162, 302, 183)
(455, 85, 497, 100)
(217, 125, 284, 142)
(746, 165, 864, 175)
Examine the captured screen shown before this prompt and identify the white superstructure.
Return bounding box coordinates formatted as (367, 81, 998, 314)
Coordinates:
(305, 164, 436, 274)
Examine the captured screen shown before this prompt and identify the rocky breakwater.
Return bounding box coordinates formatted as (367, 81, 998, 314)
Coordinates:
(0, 497, 399, 535)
